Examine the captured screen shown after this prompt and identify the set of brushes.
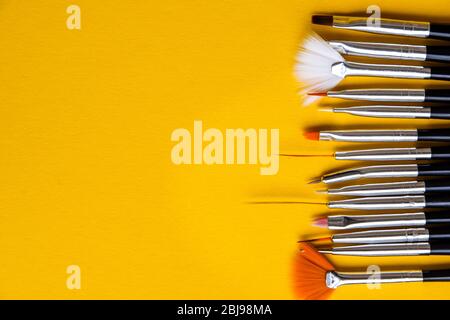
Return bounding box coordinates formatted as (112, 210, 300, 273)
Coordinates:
(295, 242, 450, 300)
(293, 14, 450, 298)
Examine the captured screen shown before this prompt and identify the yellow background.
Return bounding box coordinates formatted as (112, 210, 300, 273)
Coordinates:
(2, 0, 450, 299)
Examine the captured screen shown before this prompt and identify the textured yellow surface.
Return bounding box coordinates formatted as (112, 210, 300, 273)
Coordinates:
(1, 0, 450, 299)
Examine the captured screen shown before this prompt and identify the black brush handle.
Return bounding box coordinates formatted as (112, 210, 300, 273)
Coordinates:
(425, 211, 450, 224)
(430, 243, 450, 255)
(426, 46, 450, 62)
(430, 108, 450, 119)
(423, 269, 450, 281)
(425, 89, 450, 102)
(431, 146, 450, 159)
(418, 163, 450, 176)
(429, 23, 450, 41)
(430, 67, 450, 81)
(425, 195, 450, 208)
(418, 129, 450, 141)
(429, 227, 450, 240)
(425, 180, 450, 192)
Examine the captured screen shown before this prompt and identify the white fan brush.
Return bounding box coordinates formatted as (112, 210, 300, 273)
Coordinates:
(295, 33, 450, 105)
(295, 33, 344, 105)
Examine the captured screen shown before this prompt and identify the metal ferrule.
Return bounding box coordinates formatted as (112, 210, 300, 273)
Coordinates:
(332, 16, 430, 38)
(332, 228, 429, 244)
(319, 129, 418, 142)
(328, 195, 426, 210)
(325, 181, 426, 196)
(334, 147, 432, 161)
(328, 41, 427, 61)
(331, 61, 431, 79)
(328, 89, 426, 102)
(332, 105, 431, 119)
(327, 212, 427, 230)
(321, 242, 431, 256)
(322, 164, 419, 184)
(326, 270, 423, 288)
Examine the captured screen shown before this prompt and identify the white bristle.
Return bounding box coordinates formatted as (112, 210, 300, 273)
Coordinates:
(295, 33, 344, 105)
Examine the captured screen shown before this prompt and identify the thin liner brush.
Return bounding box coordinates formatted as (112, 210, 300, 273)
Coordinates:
(321, 105, 450, 120)
(319, 242, 450, 256)
(295, 33, 450, 100)
(314, 212, 450, 230)
(294, 242, 450, 300)
(311, 163, 450, 184)
(312, 15, 450, 40)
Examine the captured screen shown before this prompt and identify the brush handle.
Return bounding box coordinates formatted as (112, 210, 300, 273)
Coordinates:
(425, 180, 450, 192)
(423, 269, 450, 281)
(418, 163, 450, 176)
(427, 46, 450, 62)
(418, 129, 450, 141)
(430, 23, 450, 41)
(429, 227, 450, 240)
(425, 89, 450, 102)
(430, 243, 450, 255)
(430, 108, 450, 120)
(425, 195, 450, 208)
(430, 67, 450, 81)
(431, 147, 450, 159)
(425, 211, 450, 224)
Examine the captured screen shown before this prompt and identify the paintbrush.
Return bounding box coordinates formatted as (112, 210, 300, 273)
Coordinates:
(294, 242, 450, 300)
(312, 15, 450, 40)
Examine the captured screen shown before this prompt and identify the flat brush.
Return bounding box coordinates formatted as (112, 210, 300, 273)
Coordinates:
(309, 89, 450, 103)
(306, 129, 450, 142)
(312, 15, 450, 40)
(320, 180, 450, 197)
(321, 105, 450, 120)
(314, 212, 450, 230)
(292, 146, 450, 161)
(294, 242, 450, 300)
(296, 33, 450, 97)
(313, 227, 450, 244)
(319, 242, 450, 256)
(312, 163, 450, 184)
(329, 40, 450, 63)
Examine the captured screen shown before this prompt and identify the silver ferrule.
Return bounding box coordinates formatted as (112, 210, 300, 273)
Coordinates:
(328, 41, 427, 61)
(322, 164, 419, 184)
(332, 228, 429, 244)
(325, 180, 426, 196)
(331, 61, 431, 79)
(326, 270, 423, 288)
(334, 147, 432, 161)
(319, 129, 418, 142)
(321, 242, 431, 256)
(332, 16, 430, 38)
(328, 89, 426, 102)
(327, 212, 427, 230)
(328, 195, 426, 210)
(332, 105, 431, 119)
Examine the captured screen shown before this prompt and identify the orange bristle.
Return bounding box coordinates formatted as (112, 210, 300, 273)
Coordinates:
(293, 242, 335, 300)
(304, 131, 320, 141)
(307, 92, 327, 96)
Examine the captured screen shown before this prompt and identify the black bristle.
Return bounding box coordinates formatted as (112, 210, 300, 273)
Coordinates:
(312, 15, 333, 26)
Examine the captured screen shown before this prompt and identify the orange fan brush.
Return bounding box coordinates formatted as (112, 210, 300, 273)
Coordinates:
(293, 242, 335, 300)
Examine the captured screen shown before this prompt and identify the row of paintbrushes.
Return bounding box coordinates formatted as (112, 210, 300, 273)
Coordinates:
(297, 16, 450, 258)
(295, 14, 450, 299)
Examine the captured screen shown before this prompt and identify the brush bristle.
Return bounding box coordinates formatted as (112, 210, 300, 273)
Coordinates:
(293, 242, 335, 300)
(295, 32, 344, 105)
(313, 217, 328, 228)
(304, 131, 320, 141)
(312, 15, 333, 26)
